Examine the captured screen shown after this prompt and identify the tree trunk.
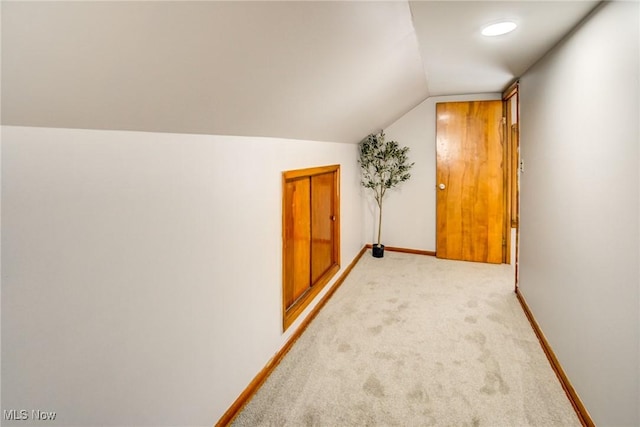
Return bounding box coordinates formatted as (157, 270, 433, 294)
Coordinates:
(377, 201, 383, 246)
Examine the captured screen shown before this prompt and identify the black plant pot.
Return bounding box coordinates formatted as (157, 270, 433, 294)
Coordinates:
(372, 244, 385, 258)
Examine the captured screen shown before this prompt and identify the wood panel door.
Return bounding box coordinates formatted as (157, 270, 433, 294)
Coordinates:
(282, 165, 340, 330)
(311, 173, 335, 284)
(283, 177, 311, 308)
(436, 101, 505, 264)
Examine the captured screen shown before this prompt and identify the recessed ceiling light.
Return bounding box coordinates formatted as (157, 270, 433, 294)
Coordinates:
(482, 21, 517, 37)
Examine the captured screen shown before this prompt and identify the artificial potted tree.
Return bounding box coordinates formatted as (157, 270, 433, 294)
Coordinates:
(359, 131, 414, 258)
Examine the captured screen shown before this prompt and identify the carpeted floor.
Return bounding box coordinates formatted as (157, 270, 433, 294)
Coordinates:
(232, 251, 581, 426)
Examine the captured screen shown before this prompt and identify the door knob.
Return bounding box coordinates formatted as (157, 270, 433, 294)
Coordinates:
(438, 183, 446, 190)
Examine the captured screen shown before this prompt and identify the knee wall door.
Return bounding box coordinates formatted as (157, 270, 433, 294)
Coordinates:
(282, 165, 340, 330)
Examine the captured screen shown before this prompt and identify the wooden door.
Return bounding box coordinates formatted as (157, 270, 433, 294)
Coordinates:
(282, 165, 340, 330)
(436, 101, 504, 264)
(283, 177, 311, 308)
(311, 173, 335, 284)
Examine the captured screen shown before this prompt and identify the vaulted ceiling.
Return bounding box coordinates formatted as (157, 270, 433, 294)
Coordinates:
(1, 1, 599, 143)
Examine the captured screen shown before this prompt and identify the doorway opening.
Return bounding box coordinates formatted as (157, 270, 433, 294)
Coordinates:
(503, 81, 520, 287)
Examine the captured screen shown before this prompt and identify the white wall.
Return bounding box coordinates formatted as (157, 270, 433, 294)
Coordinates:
(365, 93, 500, 251)
(519, 2, 639, 426)
(1, 126, 364, 426)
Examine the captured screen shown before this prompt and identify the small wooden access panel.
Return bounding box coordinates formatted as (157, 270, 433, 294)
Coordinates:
(282, 165, 340, 330)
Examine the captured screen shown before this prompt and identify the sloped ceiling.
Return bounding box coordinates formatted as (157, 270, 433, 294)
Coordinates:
(1, 1, 427, 143)
(410, 1, 600, 96)
(1, 1, 599, 143)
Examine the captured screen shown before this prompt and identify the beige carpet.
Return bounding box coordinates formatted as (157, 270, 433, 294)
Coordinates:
(232, 251, 581, 426)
